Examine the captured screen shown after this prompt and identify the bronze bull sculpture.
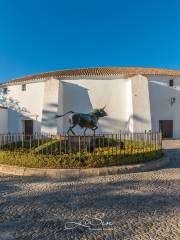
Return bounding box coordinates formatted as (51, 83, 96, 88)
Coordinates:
(55, 107, 107, 135)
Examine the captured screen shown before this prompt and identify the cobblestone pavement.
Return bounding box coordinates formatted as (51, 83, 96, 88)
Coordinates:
(0, 140, 180, 240)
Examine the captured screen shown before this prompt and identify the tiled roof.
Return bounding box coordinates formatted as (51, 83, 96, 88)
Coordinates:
(3, 67, 180, 84)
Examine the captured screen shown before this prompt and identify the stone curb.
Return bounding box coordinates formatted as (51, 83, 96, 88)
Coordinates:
(0, 156, 169, 179)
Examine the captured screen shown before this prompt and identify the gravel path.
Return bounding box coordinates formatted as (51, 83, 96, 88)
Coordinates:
(0, 140, 180, 240)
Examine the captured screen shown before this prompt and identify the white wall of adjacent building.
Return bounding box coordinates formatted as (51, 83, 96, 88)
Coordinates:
(148, 75, 180, 138)
(0, 81, 45, 134)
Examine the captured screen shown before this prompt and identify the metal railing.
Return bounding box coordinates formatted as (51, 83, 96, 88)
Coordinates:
(0, 132, 162, 157)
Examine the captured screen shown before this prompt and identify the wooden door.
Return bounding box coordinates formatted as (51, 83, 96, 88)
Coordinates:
(24, 120, 33, 135)
(159, 120, 173, 138)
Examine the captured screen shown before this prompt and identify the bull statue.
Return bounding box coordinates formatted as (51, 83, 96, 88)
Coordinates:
(55, 106, 107, 135)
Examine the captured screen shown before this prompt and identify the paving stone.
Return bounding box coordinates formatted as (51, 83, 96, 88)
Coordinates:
(0, 140, 179, 239)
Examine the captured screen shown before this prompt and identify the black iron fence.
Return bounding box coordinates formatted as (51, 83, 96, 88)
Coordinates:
(0, 132, 162, 155)
(0, 132, 162, 168)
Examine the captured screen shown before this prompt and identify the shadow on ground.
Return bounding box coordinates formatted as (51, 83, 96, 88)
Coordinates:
(0, 169, 180, 240)
(0, 140, 180, 239)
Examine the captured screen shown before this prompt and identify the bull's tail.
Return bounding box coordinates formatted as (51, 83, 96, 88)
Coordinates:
(55, 111, 74, 118)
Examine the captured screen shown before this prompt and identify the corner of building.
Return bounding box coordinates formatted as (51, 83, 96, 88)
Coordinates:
(129, 74, 152, 133)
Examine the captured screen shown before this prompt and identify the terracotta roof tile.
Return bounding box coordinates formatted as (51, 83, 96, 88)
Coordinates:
(3, 67, 180, 84)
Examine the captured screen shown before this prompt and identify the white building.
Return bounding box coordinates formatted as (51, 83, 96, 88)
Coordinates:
(0, 67, 179, 138)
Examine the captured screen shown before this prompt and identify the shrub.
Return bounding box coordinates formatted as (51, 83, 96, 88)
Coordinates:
(0, 134, 162, 168)
(0, 148, 162, 169)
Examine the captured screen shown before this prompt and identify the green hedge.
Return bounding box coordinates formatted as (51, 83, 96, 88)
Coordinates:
(0, 149, 162, 169)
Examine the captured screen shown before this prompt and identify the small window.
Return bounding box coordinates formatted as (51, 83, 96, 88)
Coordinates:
(169, 79, 174, 87)
(3, 88, 7, 94)
(22, 84, 26, 91)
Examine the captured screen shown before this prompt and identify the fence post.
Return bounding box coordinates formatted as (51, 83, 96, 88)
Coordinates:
(22, 134, 24, 149)
(160, 131, 162, 156)
(38, 134, 40, 149)
(111, 134, 113, 156)
(115, 133, 117, 158)
(124, 132, 126, 157)
(119, 132, 122, 157)
(93, 133, 96, 153)
(83, 134, 86, 152)
(59, 135, 62, 155)
(65, 135, 67, 154)
(29, 135, 32, 152)
(79, 135, 81, 161)
(131, 132, 133, 156)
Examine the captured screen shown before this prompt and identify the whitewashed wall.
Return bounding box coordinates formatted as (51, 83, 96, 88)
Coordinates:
(0, 81, 45, 134)
(1, 73, 180, 137)
(130, 75, 152, 132)
(57, 77, 132, 134)
(56, 81, 64, 134)
(0, 108, 8, 134)
(148, 75, 180, 138)
(41, 78, 59, 134)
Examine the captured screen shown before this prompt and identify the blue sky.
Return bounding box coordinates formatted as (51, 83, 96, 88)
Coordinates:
(0, 0, 180, 82)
